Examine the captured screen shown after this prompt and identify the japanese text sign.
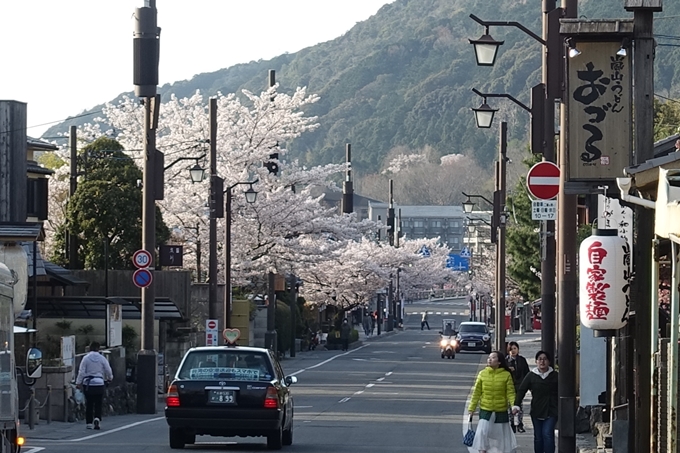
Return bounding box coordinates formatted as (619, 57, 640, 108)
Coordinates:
(579, 229, 630, 331)
(568, 41, 632, 181)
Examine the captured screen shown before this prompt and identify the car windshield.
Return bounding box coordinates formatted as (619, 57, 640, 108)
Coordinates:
(459, 324, 488, 333)
(177, 351, 273, 381)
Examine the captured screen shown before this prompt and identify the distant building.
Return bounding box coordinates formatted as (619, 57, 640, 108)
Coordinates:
(317, 188, 381, 221)
(368, 202, 472, 251)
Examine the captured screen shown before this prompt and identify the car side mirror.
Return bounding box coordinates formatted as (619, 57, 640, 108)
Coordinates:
(26, 348, 42, 379)
(438, 331, 443, 335)
(284, 375, 298, 386)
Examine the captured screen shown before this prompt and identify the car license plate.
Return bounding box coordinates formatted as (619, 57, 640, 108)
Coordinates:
(208, 390, 235, 404)
(468, 342, 476, 347)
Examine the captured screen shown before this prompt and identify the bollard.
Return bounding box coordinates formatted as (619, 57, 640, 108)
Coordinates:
(28, 387, 35, 430)
(46, 385, 52, 424)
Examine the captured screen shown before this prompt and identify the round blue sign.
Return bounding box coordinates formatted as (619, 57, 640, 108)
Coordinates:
(133, 268, 153, 288)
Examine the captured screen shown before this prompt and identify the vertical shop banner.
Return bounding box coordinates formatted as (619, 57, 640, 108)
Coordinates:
(568, 41, 632, 181)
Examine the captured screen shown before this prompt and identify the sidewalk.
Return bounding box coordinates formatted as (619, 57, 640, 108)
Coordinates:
(20, 412, 164, 442)
(503, 331, 600, 453)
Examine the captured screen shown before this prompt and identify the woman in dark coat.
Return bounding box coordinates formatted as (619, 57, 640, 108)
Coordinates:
(513, 350, 559, 453)
(506, 341, 530, 432)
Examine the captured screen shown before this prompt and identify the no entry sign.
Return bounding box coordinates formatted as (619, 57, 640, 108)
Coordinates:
(527, 162, 560, 200)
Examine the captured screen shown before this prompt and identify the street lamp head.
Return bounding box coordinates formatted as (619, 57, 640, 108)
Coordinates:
(244, 186, 258, 204)
(469, 29, 504, 66)
(467, 222, 476, 233)
(566, 37, 581, 58)
(189, 163, 205, 183)
(472, 100, 497, 129)
(462, 196, 475, 213)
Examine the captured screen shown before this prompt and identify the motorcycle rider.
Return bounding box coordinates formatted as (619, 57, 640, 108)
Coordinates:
(444, 322, 454, 336)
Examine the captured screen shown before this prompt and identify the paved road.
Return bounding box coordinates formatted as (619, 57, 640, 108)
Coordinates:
(24, 300, 492, 453)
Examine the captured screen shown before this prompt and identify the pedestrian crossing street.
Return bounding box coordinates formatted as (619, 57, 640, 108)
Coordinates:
(405, 310, 470, 316)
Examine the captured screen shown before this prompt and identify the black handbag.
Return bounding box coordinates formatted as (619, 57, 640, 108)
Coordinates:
(463, 414, 475, 447)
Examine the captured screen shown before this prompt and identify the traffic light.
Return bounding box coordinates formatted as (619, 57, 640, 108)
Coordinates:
(265, 153, 279, 175)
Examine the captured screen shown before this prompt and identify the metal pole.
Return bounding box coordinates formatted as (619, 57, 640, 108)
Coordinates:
(68, 126, 78, 269)
(208, 97, 218, 322)
(289, 274, 297, 357)
(342, 144, 353, 214)
(196, 223, 201, 282)
(265, 272, 277, 353)
(224, 189, 232, 329)
(495, 122, 507, 353)
(557, 0, 577, 440)
(137, 94, 159, 414)
(387, 180, 395, 246)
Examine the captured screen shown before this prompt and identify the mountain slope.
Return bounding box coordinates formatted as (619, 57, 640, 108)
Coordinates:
(45, 0, 680, 175)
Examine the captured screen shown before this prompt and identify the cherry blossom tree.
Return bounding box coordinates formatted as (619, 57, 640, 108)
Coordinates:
(45, 85, 453, 308)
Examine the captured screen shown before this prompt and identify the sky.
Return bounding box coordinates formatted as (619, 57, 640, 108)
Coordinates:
(0, 0, 394, 138)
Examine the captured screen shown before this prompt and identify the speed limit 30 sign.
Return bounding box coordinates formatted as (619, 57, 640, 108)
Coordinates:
(132, 249, 153, 269)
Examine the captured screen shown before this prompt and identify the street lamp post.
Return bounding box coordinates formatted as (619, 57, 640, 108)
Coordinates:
(468, 6, 562, 365)
(461, 122, 507, 353)
(224, 181, 258, 331)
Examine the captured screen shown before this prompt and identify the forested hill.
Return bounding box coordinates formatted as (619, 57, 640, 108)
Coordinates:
(45, 0, 680, 175)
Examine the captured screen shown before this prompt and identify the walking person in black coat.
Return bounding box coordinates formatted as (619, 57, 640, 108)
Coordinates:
(340, 319, 351, 351)
(512, 350, 559, 453)
(506, 341, 530, 433)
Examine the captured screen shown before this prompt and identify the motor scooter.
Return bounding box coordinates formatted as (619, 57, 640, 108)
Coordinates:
(439, 319, 457, 359)
(439, 335, 457, 359)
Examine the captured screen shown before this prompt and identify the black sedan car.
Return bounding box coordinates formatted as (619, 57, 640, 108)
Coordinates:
(165, 345, 297, 449)
(455, 321, 492, 354)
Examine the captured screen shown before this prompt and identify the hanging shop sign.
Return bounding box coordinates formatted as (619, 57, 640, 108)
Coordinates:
(579, 229, 630, 332)
(567, 41, 632, 181)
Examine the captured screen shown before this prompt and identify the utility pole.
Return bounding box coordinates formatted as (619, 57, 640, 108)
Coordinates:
(625, 1, 660, 452)
(387, 179, 395, 246)
(133, 0, 160, 415)
(557, 0, 578, 450)
(208, 98, 224, 323)
(494, 122, 507, 353)
(265, 272, 277, 353)
(68, 126, 78, 269)
(342, 144, 353, 214)
(540, 0, 561, 362)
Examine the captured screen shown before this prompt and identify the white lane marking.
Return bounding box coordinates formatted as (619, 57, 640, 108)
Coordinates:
(385, 372, 393, 376)
(366, 383, 375, 388)
(294, 405, 313, 408)
(30, 416, 166, 442)
(376, 377, 385, 382)
(436, 312, 442, 315)
(339, 397, 351, 403)
(290, 344, 369, 376)
(354, 390, 364, 395)
(21, 448, 45, 453)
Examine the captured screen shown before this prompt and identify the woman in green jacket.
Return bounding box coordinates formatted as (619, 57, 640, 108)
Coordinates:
(468, 351, 518, 453)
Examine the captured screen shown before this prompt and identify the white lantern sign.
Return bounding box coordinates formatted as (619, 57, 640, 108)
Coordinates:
(579, 229, 630, 331)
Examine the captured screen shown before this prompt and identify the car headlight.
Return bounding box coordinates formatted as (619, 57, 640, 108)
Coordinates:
(440, 339, 448, 347)
(482, 335, 490, 342)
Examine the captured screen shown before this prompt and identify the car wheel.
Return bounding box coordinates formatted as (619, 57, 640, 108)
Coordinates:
(282, 419, 293, 446)
(441, 354, 445, 359)
(267, 426, 283, 450)
(185, 432, 196, 445)
(169, 428, 186, 449)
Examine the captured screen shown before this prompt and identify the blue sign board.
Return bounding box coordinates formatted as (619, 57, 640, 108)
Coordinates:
(420, 246, 431, 257)
(446, 254, 469, 271)
(460, 247, 471, 258)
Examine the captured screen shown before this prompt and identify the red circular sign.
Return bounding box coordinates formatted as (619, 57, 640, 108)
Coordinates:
(527, 162, 561, 200)
(132, 249, 153, 269)
(207, 320, 217, 330)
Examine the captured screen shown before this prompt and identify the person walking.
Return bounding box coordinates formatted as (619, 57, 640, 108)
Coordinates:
(340, 319, 351, 351)
(506, 341, 530, 433)
(76, 341, 113, 430)
(421, 312, 430, 330)
(467, 351, 518, 453)
(513, 350, 558, 453)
